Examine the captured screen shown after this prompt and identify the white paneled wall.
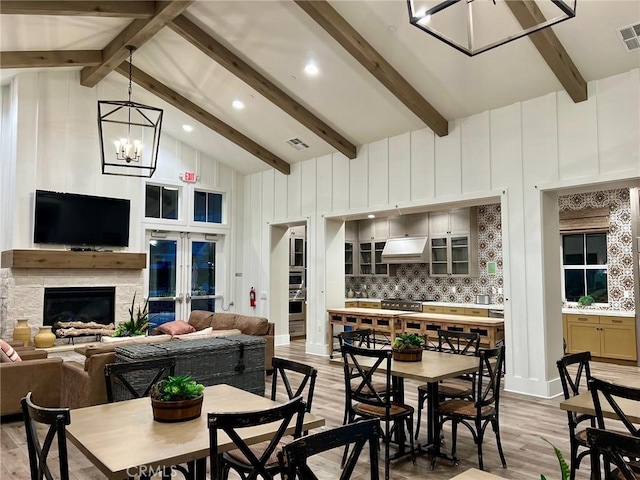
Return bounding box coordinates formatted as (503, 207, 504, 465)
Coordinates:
(245, 69, 640, 397)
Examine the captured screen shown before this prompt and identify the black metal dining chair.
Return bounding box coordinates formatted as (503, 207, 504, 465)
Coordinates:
(278, 419, 382, 480)
(209, 396, 306, 480)
(341, 343, 415, 480)
(586, 427, 640, 480)
(435, 345, 507, 471)
(415, 330, 480, 441)
(556, 351, 594, 480)
(22, 392, 71, 480)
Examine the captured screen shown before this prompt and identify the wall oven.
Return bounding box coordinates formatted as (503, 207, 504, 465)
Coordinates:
(289, 269, 305, 290)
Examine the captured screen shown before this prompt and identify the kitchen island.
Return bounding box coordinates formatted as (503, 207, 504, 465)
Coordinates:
(328, 307, 505, 357)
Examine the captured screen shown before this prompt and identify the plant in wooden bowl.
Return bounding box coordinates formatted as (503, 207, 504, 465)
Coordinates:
(392, 333, 425, 362)
(150, 375, 205, 423)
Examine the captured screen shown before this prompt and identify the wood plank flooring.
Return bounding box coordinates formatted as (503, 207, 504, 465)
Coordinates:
(1, 340, 638, 479)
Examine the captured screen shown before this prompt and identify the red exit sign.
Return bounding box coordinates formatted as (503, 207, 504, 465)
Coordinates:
(181, 171, 197, 183)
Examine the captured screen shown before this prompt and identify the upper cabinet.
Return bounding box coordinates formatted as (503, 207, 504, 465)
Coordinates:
(289, 226, 305, 268)
(428, 207, 478, 277)
(357, 219, 389, 276)
(345, 221, 357, 275)
(388, 213, 429, 238)
(358, 218, 389, 241)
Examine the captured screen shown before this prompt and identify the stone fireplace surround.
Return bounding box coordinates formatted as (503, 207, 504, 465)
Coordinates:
(0, 250, 145, 341)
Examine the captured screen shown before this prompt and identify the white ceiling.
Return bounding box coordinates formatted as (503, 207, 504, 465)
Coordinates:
(1, 0, 639, 175)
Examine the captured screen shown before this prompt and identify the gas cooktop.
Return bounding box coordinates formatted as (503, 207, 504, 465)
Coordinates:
(380, 298, 423, 312)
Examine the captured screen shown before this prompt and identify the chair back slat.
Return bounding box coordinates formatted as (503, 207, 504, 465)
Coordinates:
(208, 396, 306, 480)
(557, 351, 592, 398)
(338, 329, 374, 349)
(21, 392, 71, 480)
(438, 330, 480, 356)
(341, 344, 393, 408)
(271, 357, 318, 412)
(475, 346, 505, 409)
(586, 428, 640, 480)
(589, 377, 640, 436)
(104, 357, 176, 403)
(279, 419, 381, 480)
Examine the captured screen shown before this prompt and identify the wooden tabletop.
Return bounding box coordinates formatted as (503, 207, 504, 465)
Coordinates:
(449, 467, 506, 479)
(398, 312, 505, 326)
(331, 349, 479, 383)
(66, 384, 325, 480)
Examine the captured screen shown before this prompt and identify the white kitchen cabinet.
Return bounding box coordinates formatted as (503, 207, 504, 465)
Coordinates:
(289, 226, 305, 268)
(429, 207, 478, 277)
(388, 213, 428, 238)
(345, 221, 357, 242)
(358, 218, 389, 241)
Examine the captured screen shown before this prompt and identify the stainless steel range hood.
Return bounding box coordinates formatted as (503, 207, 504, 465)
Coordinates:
(381, 237, 429, 264)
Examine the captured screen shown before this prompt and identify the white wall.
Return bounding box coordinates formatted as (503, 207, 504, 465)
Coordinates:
(0, 70, 246, 322)
(243, 69, 640, 398)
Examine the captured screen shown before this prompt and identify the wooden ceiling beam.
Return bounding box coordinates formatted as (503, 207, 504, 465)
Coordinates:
(80, 1, 194, 88)
(0, 50, 102, 68)
(116, 62, 290, 175)
(169, 15, 357, 159)
(294, 0, 448, 137)
(506, 0, 587, 103)
(0, 1, 155, 17)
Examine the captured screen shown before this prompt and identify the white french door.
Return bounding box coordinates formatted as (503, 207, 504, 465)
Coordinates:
(146, 231, 217, 323)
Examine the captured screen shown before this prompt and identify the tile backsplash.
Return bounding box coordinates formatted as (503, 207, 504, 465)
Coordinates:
(347, 204, 504, 304)
(347, 189, 635, 312)
(559, 189, 634, 312)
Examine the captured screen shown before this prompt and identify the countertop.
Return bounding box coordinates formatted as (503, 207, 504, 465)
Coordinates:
(344, 298, 503, 310)
(328, 308, 505, 325)
(562, 308, 635, 318)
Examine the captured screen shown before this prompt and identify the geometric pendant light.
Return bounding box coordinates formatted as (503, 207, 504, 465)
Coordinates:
(98, 46, 163, 177)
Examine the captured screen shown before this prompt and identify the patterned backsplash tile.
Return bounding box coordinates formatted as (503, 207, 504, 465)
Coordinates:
(347, 189, 634, 312)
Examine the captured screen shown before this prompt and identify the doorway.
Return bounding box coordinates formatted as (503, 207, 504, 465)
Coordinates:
(146, 231, 218, 324)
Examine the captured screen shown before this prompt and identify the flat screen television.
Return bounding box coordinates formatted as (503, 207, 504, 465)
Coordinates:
(34, 190, 131, 247)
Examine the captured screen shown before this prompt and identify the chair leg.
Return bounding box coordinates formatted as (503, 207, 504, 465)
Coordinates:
(476, 419, 485, 471)
(415, 390, 425, 440)
(569, 439, 578, 480)
(450, 420, 458, 460)
(491, 418, 507, 468)
(406, 415, 416, 465)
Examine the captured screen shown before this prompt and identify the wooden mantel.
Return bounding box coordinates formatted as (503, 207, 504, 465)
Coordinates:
(1, 249, 146, 269)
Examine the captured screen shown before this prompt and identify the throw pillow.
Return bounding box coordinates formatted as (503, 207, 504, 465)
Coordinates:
(173, 327, 213, 339)
(0, 339, 22, 363)
(156, 320, 196, 336)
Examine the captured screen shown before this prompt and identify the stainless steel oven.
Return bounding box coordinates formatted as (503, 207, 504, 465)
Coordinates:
(288, 296, 305, 322)
(289, 269, 305, 290)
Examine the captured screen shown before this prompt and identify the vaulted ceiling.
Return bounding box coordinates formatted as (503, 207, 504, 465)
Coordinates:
(1, 1, 639, 175)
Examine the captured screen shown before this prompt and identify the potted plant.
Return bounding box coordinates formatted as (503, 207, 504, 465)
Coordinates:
(392, 333, 425, 362)
(113, 293, 150, 337)
(150, 375, 205, 422)
(578, 295, 595, 307)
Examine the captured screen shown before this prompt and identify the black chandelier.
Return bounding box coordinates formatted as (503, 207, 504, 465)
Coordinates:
(97, 46, 163, 177)
(407, 0, 577, 57)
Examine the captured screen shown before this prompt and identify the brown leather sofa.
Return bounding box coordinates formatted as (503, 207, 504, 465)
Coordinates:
(1, 347, 62, 416)
(186, 311, 275, 372)
(60, 334, 173, 409)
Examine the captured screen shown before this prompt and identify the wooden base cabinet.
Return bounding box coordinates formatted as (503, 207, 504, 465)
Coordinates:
(566, 314, 637, 361)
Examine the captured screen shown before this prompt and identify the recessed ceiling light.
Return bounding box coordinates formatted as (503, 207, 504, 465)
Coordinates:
(232, 99, 245, 110)
(368, 214, 375, 219)
(304, 62, 319, 76)
(182, 125, 193, 132)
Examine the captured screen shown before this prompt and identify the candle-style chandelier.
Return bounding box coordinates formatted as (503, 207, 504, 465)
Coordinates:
(97, 46, 163, 177)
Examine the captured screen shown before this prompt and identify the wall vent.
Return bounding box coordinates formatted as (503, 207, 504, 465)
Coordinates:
(618, 23, 640, 52)
(286, 138, 310, 151)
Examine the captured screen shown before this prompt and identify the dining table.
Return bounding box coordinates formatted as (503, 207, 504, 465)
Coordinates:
(66, 383, 325, 480)
(332, 348, 480, 459)
(558, 375, 640, 422)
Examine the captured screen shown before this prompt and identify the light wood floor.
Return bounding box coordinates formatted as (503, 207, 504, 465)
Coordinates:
(1, 340, 638, 479)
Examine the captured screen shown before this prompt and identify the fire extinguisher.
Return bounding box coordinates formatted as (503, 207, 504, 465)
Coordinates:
(249, 287, 256, 308)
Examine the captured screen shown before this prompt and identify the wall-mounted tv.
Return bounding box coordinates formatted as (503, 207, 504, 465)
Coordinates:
(34, 190, 131, 247)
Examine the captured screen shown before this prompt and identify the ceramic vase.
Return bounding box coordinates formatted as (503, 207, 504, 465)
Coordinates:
(12, 318, 31, 347)
(33, 326, 56, 348)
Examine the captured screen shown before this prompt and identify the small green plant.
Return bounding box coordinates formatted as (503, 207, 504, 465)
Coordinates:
(113, 292, 150, 337)
(393, 333, 425, 351)
(578, 295, 595, 306)
(150, 375, 205, 402)
(540, 437, 569, 480)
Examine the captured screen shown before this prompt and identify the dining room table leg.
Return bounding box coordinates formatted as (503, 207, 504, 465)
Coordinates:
(426, 381, 440, 469)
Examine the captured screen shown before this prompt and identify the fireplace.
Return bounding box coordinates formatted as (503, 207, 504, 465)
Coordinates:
(43, 287, 116, 327)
